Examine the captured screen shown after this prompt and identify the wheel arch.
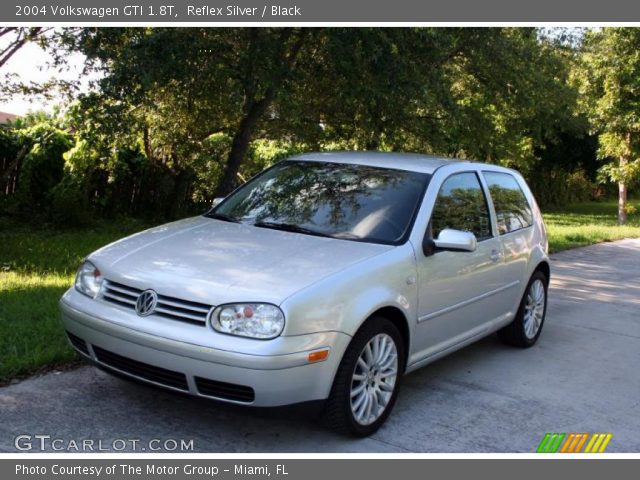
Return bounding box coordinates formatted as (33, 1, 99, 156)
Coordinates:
(534, 260, 551, 283)
(362, 306, 410, 367)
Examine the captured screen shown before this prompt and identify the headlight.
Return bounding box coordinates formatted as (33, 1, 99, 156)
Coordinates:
(74, 260, 103, 298)
(210, 303, 285, 339)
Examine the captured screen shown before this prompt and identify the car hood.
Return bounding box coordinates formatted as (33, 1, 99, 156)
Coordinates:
(89, 216, 393, 306)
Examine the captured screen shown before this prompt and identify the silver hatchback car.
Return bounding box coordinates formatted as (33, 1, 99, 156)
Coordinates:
(60, 152, 549, 436)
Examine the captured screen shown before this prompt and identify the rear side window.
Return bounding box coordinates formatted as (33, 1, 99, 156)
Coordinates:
(430, 172, 492, 240)
(483, 172, 533, 235)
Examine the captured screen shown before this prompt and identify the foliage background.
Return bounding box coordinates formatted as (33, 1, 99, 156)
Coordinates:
(3, 27, 627, 227)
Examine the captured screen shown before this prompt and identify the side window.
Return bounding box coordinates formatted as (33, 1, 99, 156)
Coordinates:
(430, 172, 492, 241)
(483, 172, 533, 235)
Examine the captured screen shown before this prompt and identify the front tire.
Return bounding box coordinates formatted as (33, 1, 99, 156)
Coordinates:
(498, 270, 548, 348)
(323, 317, 405, 437)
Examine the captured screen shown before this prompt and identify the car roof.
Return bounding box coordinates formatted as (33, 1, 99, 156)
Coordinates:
(286, 151, 468, 174)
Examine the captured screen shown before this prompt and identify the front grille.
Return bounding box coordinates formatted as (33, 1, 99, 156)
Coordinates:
(66, 331, 89, 356)
(93, 346, 189, 391)
(101, 279, 212, 326)
(101, 280, 142, 309)
(195, 376, 255, 403)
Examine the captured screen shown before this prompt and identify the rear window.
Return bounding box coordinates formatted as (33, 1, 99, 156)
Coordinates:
(483, 172, 533, 235)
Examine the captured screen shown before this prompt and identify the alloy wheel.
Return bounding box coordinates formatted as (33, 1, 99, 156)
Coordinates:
(523, 279, 546, 339)
(350, 333, 398, 426)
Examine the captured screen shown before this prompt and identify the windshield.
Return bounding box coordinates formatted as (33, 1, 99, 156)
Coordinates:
(207, 160, 430, 245)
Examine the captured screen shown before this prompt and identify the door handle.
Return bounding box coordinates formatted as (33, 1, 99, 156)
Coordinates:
(490, 249, 502, 263)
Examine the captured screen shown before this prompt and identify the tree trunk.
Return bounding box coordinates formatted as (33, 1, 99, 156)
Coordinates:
(214, 29, 308, 197)
(215, 98, 268, 197)
(618, 156, 628, 225)
(1, 145, 27, 195)
(618, 133, 631, 225)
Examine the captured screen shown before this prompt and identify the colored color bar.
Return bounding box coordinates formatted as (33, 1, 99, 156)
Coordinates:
(568, 433, 582, 453)
(591, 433, 606, 453)
(560, 433, 576, 453)
(573, 433, 589, 453)
(548, 433, 566, 453)
(584, 433, 598, 453)
(541, 432, 613, 454)
(537, 433, 554, 453)
(598, 433, 613, 453)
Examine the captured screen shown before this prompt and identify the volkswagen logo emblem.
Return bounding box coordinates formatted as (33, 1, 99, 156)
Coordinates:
(135, 290, 158, 317)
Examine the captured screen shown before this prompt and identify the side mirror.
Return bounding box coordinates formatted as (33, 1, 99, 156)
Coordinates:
(433, 228, 477, 252)
(211, 197, 225, 207)
(422, 236, 436, 257)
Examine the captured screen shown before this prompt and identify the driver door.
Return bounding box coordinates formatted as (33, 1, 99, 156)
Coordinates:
(412, 172, 511, 362)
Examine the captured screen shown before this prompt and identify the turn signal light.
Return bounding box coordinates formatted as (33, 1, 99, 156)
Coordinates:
(308, 349, 329, 363)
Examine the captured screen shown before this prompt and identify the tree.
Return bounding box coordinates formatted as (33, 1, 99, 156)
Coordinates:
(579, 28, 640, 224)
(283, 28, 578, 170)
(60, 28, 315, 197)
(64, 28, 579, 194)
(1, 27, 591, 222)
(0, 28, 50, 69)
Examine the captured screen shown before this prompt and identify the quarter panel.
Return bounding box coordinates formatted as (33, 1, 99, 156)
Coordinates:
(492, 227, 535, 320)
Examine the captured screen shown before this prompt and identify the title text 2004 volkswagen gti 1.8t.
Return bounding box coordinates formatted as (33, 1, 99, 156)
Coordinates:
(60, 151, 550, 436)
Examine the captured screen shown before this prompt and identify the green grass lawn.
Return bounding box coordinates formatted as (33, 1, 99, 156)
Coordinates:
(1, 200, 639, 385)
(0, 218, 151, 385)
(544, 200, 640, 253)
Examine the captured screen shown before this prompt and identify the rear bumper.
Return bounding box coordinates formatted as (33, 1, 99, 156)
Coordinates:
(60, 291, 351, 407)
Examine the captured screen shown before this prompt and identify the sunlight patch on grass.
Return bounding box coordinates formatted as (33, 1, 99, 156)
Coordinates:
(0, 219, 150, 384)
(544, 200, 640, 253)
(0, 271, 76, 383)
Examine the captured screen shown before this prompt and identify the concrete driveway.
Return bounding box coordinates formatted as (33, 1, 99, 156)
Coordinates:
(1, 239, 639, 453)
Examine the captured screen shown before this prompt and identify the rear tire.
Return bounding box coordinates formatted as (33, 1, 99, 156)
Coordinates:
(498, 271, 548, 348)
(323, 316, 405, 437)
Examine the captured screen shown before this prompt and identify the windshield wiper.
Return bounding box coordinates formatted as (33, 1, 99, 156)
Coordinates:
(205, 212, 241, 223)
(253, 221, 333, 238)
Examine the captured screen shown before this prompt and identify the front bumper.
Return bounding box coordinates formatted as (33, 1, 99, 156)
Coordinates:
(60, 288, 351, 407)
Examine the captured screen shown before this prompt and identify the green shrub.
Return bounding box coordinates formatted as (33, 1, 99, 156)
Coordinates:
(11, 124, 72, 218)
(529, 168, 597, 208)
(49, 174, 92, 227)
(566, 170, 598, 203)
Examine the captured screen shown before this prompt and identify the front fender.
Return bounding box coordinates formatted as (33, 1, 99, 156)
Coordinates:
(280, 244, 418, 338)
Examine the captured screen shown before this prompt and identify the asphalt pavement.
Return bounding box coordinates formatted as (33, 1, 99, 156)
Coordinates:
(1, 238, 639, 452)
